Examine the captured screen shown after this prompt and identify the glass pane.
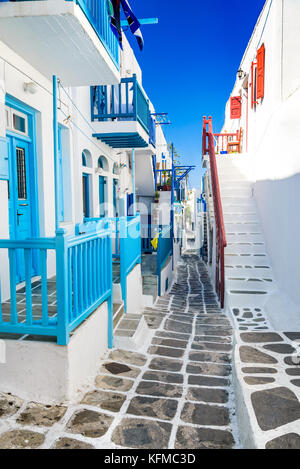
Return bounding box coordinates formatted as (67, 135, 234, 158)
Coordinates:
(13, 114, 26, 134)
(16, 147, 27, 200)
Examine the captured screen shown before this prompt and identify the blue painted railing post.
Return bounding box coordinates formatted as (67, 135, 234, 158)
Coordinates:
(119, 217, 127, 314)
(133, 74, 138, 122)
(157, 227, 162, 297)
(56, 228, 69, 346)
(53, 75, 60, 233)
(132, 149, 136, 216)
(108, 233, 114, 348)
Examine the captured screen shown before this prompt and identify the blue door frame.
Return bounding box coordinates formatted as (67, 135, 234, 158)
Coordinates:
(6, 95, 39, 283)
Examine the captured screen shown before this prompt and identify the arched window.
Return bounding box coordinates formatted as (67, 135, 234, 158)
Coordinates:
(98, 155, 109, 171)
(82, 149, 92, 168)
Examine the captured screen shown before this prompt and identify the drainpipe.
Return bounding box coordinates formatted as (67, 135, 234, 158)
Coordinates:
(53, 75, 60, 233)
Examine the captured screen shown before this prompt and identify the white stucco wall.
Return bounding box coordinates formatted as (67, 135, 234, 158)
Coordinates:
(160, 257, 173, 296)
(126, 263, 143, 315)
(0, 301, 108, 404)
(221, 0, 300, 308)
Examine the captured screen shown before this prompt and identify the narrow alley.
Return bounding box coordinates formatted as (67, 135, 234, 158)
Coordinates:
(0, 253, 239, 449)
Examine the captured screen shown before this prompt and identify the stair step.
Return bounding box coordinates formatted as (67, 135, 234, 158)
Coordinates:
(224, 213, 258, 223)
(225, 222, 261, 233)
(225, 266, 273, 279)
(225, 254, 271, 267)
(113, 302, 125, 329)
(227, 278, 274, 291)
(226, 243, 266, 255)
(227, 233, 265, 243)
(114, 313, 151, 350)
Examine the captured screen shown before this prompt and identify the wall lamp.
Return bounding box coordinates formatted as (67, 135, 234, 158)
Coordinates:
(237, 69, 247, 80)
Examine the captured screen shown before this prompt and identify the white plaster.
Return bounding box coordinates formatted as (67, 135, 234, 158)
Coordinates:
(126, 263, 143, 315)
(160, 257, 173, 296)
(0, 0, 120, 86)
(0, 301, 108, 404)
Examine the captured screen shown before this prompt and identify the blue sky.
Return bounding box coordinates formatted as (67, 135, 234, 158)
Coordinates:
(124, 0, 266, 189)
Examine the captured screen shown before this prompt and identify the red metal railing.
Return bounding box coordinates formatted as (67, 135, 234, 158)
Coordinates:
(202, 116, 227, 308)
(214, 131, 240, 153)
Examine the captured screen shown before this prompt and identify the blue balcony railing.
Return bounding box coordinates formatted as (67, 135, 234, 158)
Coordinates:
(91, 75, 154, 140)
(0, 227, 113, 346)
(149, 113, 156, 147)
(2, 0, 119, 68)
(83, 216, 141, 312)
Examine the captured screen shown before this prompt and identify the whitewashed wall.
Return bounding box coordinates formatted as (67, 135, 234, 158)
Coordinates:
(221, 0, 300, 308)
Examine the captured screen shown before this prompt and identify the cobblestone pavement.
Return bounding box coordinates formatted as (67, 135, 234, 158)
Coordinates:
(0, 254, 240, 449)
(232, 306, 300, 449)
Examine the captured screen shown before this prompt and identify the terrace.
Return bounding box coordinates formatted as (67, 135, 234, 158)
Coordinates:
(91, 75, 156, 149)
(0, 0, 120, 85)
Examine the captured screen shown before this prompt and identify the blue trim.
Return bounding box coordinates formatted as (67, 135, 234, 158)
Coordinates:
(0, 137, 9, 180)
(5, 94, 40, 276)
(93, 132, 148, 149)
(82, 173, 90, 218)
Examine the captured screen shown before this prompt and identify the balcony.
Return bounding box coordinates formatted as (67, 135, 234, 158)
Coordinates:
(0, 0, 120, 86)
(91, 75, 156, 149)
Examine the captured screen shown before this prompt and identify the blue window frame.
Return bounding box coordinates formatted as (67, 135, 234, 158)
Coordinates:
(82, 173, 90, 218)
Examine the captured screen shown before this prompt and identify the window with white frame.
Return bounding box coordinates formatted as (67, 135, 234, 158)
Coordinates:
(6, 106, 29, 137)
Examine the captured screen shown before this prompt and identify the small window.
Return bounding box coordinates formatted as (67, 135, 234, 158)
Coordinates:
(5, 107, 28, 136)
(82, 153, 87, 167)
(13, 113, 26, 134)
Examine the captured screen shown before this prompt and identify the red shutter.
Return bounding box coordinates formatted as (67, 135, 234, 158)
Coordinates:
(257, 44, 265, 99)
(230, 96, 242, 119)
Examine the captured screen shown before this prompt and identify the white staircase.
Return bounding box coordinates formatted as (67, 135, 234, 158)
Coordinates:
(216, 155, 276, 312)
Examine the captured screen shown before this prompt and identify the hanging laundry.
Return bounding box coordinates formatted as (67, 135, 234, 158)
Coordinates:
(107, 0, 123, 48)
(120, 0, 144, 51)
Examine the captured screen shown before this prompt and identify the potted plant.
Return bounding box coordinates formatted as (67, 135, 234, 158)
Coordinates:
(154, 191, 160, 203)
(166, 176, 172, 191)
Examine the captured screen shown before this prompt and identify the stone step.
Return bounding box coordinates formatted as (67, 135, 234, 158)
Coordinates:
(225, 266, 274, 279)
(224, 213, 258, 223)
(225, 243, 266, 255)
(226, 278, 274, 292)
(226, 233, 265, 243)
(142, 274, 158, 305)
(222, 196, 254, 205)
(225, 222, 261, 233)
(221, 187, 253, 198)
(114, 313, 152, 351)
(225, 254, 271, 267)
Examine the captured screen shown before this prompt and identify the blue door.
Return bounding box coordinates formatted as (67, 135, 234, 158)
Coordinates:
(8, 137, 32, 282)
(99, 176, 106, 217)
